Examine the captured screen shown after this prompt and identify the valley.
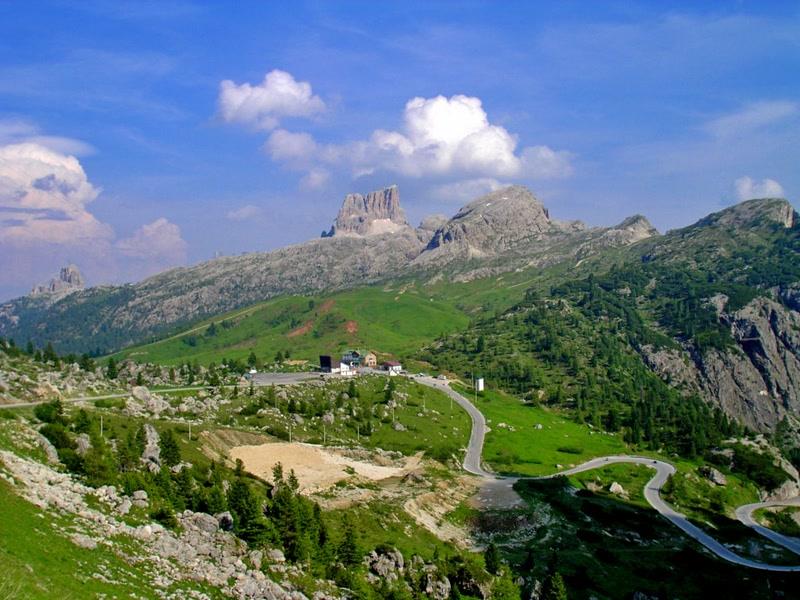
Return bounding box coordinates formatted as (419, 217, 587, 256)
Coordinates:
(2, 187, 800, 599)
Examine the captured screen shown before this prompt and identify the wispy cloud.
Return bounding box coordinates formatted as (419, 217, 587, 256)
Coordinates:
(705, 101, 798, 138)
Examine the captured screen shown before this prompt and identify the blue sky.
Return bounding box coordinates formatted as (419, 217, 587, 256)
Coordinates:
(0, 1, 799, 299)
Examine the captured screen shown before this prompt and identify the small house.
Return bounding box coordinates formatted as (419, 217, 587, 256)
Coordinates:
(320, 354, 352, 376)
(342, 349, 363, 366)
(383, 360, 402, 375)
(363, 352, 377, 368)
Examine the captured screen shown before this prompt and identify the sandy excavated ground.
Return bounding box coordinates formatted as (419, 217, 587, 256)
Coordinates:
(229, 442, 421, 493)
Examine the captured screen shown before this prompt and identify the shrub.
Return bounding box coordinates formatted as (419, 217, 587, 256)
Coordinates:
(150, 506, 178, 529)
(39, 423, 73, 450)
(33, 400, 64, 424)
(556, 446, 583, 455)
(731, 444, 787, 490)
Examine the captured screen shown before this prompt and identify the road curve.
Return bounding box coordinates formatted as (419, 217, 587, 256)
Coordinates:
(415, 377, 800, 572)
(9, 370, 800, 570)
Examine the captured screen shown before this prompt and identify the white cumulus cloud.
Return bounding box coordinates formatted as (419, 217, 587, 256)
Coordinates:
(116, 217, 188, 262)
(299, 167, 330, 190)
(0, 140, 190, 297)
(0, 142, 111, 245)
(264, 128, 318, 163)
(431, 178, 507, 202)
(218, 69, 326, 130)
(264, 94, 573, 184)
(734, 176, 785, 201)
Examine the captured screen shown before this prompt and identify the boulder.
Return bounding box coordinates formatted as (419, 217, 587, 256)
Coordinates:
(131, 386, 151, 403)
(140, 424, 161, 472)
(75, 433, 92, 457)
(116, 498, 132, 515)
(609, 482, 627, 496)
(365, 547, 404, 581)
(392, 421, 406, 432)
(132, 490, 149, 509)
(699, 466, 727, 486)
(36, 432, 60, 465)
(267, 548, 286, 563)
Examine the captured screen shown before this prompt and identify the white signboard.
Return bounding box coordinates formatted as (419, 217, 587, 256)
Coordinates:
(475, 377, 484, 392)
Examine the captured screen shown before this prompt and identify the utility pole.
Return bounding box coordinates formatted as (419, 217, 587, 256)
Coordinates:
(100, 414, 104, 439)
(188, 422, 192, 442)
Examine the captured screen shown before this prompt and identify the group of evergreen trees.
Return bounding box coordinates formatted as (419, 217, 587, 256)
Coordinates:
(426, 289, 742, 459)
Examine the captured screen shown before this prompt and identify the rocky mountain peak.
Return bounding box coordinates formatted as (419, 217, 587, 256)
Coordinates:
(611, 214, 659, 240)
(696, 198, 796, 231)
(325, 185, 411, 237)
(420, 185, 562, 258)
(30, 264, 84, 297)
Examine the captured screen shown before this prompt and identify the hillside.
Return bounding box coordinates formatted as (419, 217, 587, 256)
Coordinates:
(0, 185, 655, 355)
(115, 287, 471, 366)
(428, 198, 800, 433)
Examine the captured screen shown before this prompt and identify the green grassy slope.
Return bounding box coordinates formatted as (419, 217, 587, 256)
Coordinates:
(115, 286, 471, 366)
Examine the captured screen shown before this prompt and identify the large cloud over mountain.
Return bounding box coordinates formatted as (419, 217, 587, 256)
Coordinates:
(265, 93, 573, 182)
(0, 141, 187, 297)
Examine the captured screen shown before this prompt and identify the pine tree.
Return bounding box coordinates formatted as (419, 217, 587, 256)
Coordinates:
(106, 357, 118, 379)
(337, 513, 361, 566)
(484, 542, 501, 575)
(543, 572, 568, 600)
(159, 429, 182, 467)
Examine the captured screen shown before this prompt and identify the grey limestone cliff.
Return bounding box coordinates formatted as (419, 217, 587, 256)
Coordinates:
(30, 264, 84, 298)
(326, 185, 411, 237)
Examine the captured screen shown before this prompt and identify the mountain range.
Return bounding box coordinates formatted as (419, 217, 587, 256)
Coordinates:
(1, 184, 799, 434)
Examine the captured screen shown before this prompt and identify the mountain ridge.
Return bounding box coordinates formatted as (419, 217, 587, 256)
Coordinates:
(0, 183, 657, 354)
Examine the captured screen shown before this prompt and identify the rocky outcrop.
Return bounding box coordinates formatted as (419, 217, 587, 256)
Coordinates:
(699, 466, 727, 486)
(418, 186, 570, 261)
(325, 185, 411, 237)
(413, 186, 657, 280)
(30, 264, 84, 297)
(416, 214, 448, 244)
(0, 450, 303, 599)
(639, 293, 800, 432)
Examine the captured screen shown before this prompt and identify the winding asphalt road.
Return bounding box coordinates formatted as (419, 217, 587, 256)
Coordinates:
(8, 371, 800, 570)
(415, 376, 800, 572)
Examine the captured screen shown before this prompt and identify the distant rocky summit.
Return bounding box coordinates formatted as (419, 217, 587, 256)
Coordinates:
(324, 184, 411, 237)
(30, 264, 84, 297)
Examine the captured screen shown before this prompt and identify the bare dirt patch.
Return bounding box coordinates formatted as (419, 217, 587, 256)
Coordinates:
(198, 429, 271, 464)
(345, 320, 359, 334)
(229, 442, 421, 493)
(287, 321, 313, 338)
(318, 299, 335, 314)
(403, 475, 481, 549)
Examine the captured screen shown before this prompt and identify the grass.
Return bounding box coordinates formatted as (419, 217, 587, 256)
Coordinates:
(753, 507, 800, 537)
(570, 463, 652, 507)
(452, 385, 627, 476)
(0, 479, 222, 599)
(114, 287, 470, 366)
(214, 376, 472, 459)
